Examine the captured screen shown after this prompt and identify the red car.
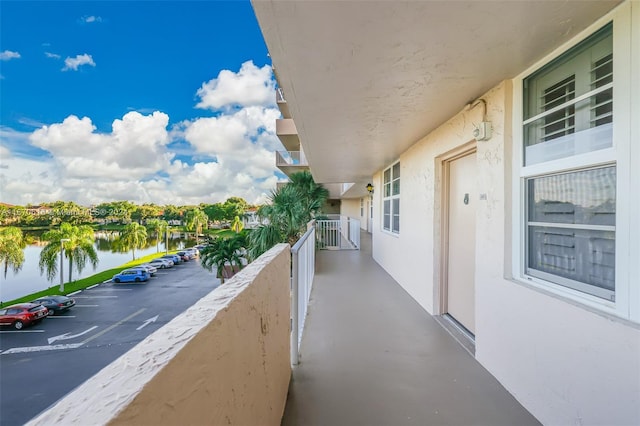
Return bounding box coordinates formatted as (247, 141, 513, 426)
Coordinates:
(0, 303, 49, 330)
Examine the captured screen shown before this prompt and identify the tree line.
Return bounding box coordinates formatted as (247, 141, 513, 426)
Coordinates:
(0, 197, 253, 228)
(0, 171, 329, 287)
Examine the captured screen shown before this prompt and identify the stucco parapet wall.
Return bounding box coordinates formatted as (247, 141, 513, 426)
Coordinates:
(26, 243, 292, 426)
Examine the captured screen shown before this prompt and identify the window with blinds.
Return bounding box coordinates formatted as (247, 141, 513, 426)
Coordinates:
(383, 162, 400, 234)
(526, 167, 616, 300)
(523, 23, 613, 166)
(522, 23, 616, 300)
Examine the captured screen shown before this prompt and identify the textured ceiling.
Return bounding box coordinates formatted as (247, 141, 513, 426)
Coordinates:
(253, 0, 621, 191)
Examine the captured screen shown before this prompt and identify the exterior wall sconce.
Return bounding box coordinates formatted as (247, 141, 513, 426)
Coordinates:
(366, 183, 374, 194)
(466, 98, 492, 141)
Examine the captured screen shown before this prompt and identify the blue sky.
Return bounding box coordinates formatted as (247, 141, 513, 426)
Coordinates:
(0, 1, 284, 206)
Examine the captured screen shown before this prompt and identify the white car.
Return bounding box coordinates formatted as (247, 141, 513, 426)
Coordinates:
(131, 264, 158, 276)
(149, 258, 173, 269)
(186, 247, 200, 257)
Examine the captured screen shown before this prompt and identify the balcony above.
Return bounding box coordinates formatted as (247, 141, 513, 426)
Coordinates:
(275, 150, 309, 176)
(276, 118, 300, 151)
(276, 88, 291, 119)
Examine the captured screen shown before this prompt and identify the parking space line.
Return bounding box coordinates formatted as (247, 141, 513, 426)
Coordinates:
(72, 296, 118, 299)
(1, 309, 146, 355)
(88, 289, 132, 292)
(0, 330, 45, 333)
(46, 316, 76, 319)
(68, 290, 82, 296)
(2, 343, 82, 355)
(87, 284, 100, 289)
(75, 304, 99, 307)
(81, 308, 146, 345)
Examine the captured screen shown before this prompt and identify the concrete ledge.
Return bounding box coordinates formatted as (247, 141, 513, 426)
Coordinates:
(27, 244, 291, 426)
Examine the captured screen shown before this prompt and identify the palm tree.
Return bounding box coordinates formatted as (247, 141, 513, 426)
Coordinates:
(0, 227, 26, 278)
(145, 219, 168, 252)
(200, 234, 246, 283)
(39, 222, 99, 282)
(248, 171, 328, 259)
(231, 215, 244, 233)
(184, 208, 208, 243)
(288, 170, 330, 218)
(117, 222, 148, 260)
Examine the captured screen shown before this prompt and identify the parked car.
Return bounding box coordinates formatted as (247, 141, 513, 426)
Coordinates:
(176, 251, 193, 261)
(112, 269, 150, 283)
(0, 303, 49, 329)
(31, 295, 75, 316)
(161, 254, 182, 264)
(131, 264, 158, 276)
(149, 258, 173, 269)
(185, 247, 200, 257)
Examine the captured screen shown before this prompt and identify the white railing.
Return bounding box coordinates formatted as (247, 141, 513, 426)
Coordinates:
(348, 217, 361, 249)
(316, 216, 360, 250)
(290, 221, 316, 365)
(275, 150, 308, 166)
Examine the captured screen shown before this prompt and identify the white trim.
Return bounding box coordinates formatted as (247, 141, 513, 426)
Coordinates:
(526, 222, 615, 232)
(512, 2, 637, 323)
(629, 0, 640, 321)
(382, 160, 400, 234)
(520, 149, 615, 177)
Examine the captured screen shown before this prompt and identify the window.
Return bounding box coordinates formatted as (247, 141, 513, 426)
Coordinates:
(360, 198, 364, 217)
(523, 24, 613, 166)
(383, 162, 400, 233)
(513, 2, 640, 323)
(522, 23, 616, 301)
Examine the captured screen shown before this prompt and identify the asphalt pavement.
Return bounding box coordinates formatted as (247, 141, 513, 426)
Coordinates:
(0, 258, 219, 426)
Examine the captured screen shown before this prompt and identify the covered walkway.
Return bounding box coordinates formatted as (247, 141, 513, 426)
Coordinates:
(282, 232, 540, 426)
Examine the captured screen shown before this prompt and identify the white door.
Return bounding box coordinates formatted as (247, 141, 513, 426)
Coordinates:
(446, 152, 477, 334)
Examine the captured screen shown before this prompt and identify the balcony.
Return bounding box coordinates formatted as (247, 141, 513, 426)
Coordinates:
(276, 87, 291, 118)
(275, 150, 309, 176)
(27, 233, 540, 425)
(276, 118, 300, 151)
(283, 231, 540, 425)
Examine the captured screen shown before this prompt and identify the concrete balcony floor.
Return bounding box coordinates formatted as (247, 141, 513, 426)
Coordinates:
(282, 232, 540, 426)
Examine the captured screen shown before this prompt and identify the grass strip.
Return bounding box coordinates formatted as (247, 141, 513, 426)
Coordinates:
(1, 251, 182, 308)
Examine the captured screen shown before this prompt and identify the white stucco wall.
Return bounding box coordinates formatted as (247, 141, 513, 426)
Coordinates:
(340, 198, 366, 230)
(371, 79, 640, 424)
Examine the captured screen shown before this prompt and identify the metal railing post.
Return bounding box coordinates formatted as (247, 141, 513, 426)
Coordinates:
(291, 251, 300, 365)
(290, 220, 316, 366)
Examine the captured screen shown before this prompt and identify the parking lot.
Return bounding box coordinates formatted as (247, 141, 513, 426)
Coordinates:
(0, 257, 219, 426)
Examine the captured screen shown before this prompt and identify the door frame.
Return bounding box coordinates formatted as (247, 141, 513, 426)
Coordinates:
(433, 142, 477, 317)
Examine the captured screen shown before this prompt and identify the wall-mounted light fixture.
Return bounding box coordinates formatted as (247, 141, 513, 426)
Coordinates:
(466, 98, 492, 141)
(366, 183, 374, 194)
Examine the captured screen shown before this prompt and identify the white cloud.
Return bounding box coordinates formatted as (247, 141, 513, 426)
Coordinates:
(62, 54, 96, 71)
(0, 144, 11, 160)
(30, 112, 171, 180)
(0, 50, 21, 61)
(83, 15, 103, 23)
(196, 61, 276, 110)
(45, 52, 61, 59)
(1, 63, 282, 206)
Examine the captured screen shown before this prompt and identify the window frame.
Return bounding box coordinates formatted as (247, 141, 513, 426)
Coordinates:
(382, 161, 400, 234)
(512, 3, 636, 322)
